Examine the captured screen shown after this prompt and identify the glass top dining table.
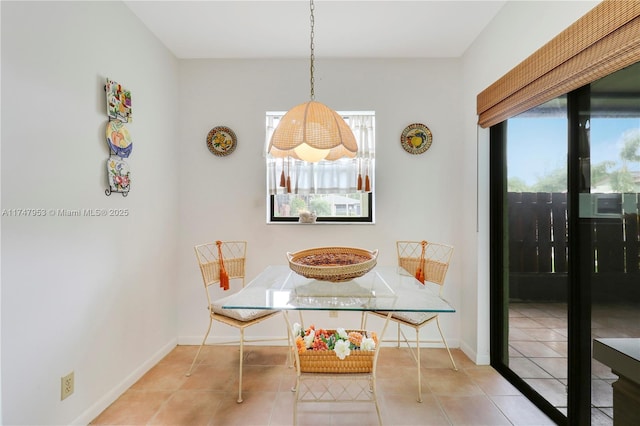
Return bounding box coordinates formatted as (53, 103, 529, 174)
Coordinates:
(222, 265, 455, 313)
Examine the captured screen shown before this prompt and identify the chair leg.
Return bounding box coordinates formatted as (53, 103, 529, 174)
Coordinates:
(396, 322, 401, 348)
(286, 326, 293, 368)
(186, 316, 213, 377)
(436, 316, 457, 371)
(415, 328, 422, 403)
(237, 328, 245, 403)
(293, 377, 300, 426)
(287, 318, 296, 369)
(371, 375, 383, 426)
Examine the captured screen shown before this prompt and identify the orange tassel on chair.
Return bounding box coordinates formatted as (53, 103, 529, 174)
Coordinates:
(216, 241, 230, 290)
(415, 240, 427, 284)
(357, 173, 363, 191)
(364, 175, 371, 192)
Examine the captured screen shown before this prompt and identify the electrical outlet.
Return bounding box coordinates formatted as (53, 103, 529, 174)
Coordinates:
(61, 371, 74, 400)
(329, 310, 338, 318)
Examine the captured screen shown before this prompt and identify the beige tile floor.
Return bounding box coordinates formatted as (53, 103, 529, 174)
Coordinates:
(509, 302, 640, 425)
(91, 345, 554, 426)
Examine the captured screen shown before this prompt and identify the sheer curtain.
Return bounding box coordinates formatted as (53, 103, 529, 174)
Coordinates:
(266, 113, 375, 195)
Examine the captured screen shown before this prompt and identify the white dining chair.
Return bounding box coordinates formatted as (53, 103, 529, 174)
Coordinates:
(362, 240, 457, 402)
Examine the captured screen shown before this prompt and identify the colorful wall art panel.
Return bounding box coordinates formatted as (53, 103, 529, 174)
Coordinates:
(105, 78, 132, 197)
(106, 78, 132, 123)
(106, 156, 130, 196)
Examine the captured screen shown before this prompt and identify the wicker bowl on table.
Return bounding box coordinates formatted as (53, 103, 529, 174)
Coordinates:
(287, 247, 378, 282)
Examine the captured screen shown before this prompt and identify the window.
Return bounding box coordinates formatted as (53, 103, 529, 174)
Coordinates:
(265, 111, 375, 223)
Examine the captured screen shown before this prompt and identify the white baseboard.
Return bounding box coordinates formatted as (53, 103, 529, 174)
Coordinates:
(460, 340, 490, 365)
(71, 338, 177, 425)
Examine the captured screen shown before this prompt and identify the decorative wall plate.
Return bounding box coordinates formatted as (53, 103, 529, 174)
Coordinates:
(106, 120, 133, 158)
(206, 126, 237, 156)
(401, 123, 432, 155)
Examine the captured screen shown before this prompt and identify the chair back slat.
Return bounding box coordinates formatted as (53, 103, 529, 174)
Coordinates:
(423, 259, 449, 285)
(199, 258, 246, 284)
(194, 241, 247, 287)
(398, 257, 421, 277)
(396, 240, 453, 287)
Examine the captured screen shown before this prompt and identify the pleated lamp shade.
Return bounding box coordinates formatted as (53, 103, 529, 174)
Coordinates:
(268, 100, 358, 162)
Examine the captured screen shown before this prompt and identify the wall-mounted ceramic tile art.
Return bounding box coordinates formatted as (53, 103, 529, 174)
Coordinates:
(106, 78, 132, 123)
(107, 156, 130, 196)
(105, 78, 132, 197)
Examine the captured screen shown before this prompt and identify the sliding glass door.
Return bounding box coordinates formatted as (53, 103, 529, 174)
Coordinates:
(491, 96, 570, 423)
(580, 63, 640, 424)
(491, 61, 640, 425)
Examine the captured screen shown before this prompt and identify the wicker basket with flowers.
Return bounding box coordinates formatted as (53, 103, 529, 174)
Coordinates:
(292, 323, 378, 374)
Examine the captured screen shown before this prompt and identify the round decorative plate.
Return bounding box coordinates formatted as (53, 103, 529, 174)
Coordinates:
(206, 126, 237, 156)
(400, 123, 432, 155)
(106, 121, 133, 158)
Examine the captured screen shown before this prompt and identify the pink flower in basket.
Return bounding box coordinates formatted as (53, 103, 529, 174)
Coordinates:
(293, 324, 377, 360)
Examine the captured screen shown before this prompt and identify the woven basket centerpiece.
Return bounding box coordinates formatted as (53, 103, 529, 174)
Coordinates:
(287, 247, 378, 282)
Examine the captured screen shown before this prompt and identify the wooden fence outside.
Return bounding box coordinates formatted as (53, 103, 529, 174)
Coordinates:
(508, 192, 640, 301)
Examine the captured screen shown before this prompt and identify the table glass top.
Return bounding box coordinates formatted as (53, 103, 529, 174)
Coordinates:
(222, 265, 455, 312)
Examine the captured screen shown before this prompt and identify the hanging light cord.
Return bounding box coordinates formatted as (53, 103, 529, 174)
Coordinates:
(309, 0, 315, 101)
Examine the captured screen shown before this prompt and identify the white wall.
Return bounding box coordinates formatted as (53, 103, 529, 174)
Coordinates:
(459, 0, 599, 363)
(176, 57, 466, 343)
(1, 2, 179, 424)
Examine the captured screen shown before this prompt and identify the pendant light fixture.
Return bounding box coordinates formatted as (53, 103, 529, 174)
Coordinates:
(267, 0, 358, 163)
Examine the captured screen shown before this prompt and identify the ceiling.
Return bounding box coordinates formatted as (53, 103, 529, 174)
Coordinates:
(124, 0, 507, 59)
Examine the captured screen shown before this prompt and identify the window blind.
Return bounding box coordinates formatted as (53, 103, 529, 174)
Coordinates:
(477, 0, 640, 128)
